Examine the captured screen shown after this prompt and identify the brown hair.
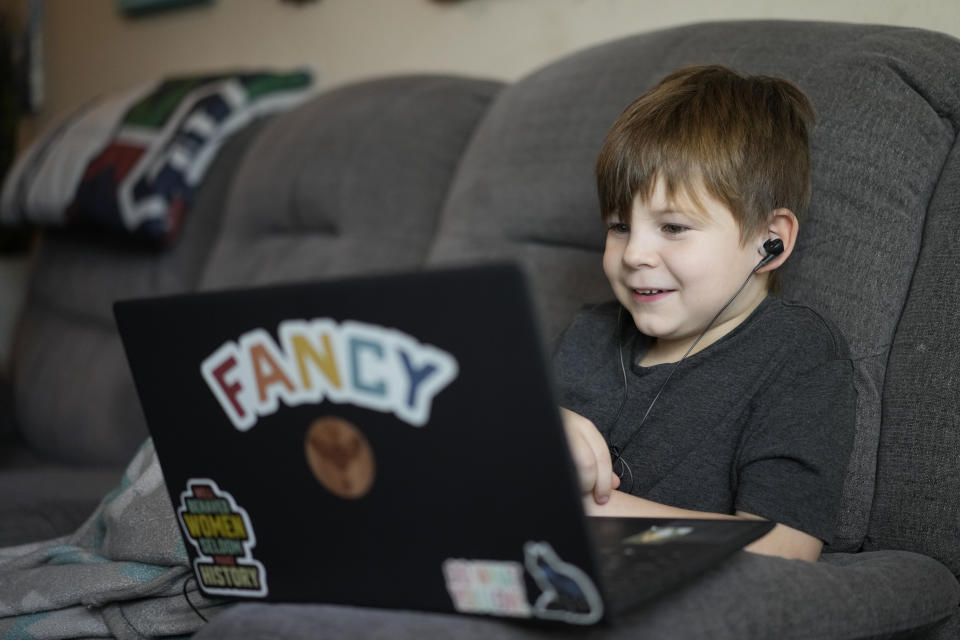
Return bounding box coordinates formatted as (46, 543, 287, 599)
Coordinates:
(595, 65, 815, 245)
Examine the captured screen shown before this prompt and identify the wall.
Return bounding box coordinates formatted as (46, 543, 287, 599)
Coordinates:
(20, 0, 960, 141)
(1, 0, 958, 370)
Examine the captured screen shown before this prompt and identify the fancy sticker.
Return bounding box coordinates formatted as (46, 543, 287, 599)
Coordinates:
(200, 319, 459, 432)
(177, 479, 268, 598)
(442, 559, 532, 618)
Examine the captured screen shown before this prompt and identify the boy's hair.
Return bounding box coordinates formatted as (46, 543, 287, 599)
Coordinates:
(595, 65, 815, 245)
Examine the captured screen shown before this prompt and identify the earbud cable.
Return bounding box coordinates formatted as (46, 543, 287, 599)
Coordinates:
(183, 575, 209, 623)
(610, 258, 767, 492)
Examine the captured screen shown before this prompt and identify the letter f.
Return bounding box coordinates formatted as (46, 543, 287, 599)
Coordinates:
(202, 343, 255, 431)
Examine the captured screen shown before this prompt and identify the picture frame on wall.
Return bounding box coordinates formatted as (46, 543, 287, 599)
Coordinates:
(6, 0, 43, 114)
(117, 0, 216, 17)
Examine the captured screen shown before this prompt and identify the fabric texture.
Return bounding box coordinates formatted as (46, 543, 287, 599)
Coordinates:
(199, 75, 503, 291)
(194, 550, 959, 640)
(0, 70, 313, 245)
(865, 140, 960, 574)
(0, 440, 227, 639)
(0, 464, 122, 547)
(553, 298, 856, 543)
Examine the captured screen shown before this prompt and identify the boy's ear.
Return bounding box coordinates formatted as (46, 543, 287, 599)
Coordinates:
(756, 208, 799, 273)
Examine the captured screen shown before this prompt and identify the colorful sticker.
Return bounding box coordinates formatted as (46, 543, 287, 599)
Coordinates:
(200, 319, 459, 432)
(441, 542, 603, 625)
(304, 415, 376, 499)
(442, 559, 532, 617)
(523, 541, 604, 625)
(177, 479, 268, 597)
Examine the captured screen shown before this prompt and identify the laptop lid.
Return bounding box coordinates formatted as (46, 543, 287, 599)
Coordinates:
(115, 263, 609, 623)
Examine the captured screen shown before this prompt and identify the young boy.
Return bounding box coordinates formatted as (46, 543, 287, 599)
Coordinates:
(554, 65, 856, 561)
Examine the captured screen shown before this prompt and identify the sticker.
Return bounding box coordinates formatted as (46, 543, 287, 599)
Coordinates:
(304, 415, 376, 499)
(177, 479, 268, 597)
(200, 319, 459, 432)
(524, 541, 603, 625)
(441, 543, 604, 625)
(442, 559, 532, 618)
(623, 524, 694, 545)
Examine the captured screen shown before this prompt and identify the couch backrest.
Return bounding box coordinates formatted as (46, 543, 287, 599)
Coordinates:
(427, 20, 960, 572)
(864, 89, 960, 575)
(198, 75, 502, 290)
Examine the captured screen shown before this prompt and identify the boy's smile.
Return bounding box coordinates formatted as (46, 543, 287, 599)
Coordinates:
(603, 178, 770, 365)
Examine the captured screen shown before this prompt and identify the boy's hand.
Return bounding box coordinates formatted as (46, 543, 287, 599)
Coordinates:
(560, 408, 620, 504)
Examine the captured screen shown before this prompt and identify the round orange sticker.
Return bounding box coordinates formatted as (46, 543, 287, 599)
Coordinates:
(304, 416, 376, 499)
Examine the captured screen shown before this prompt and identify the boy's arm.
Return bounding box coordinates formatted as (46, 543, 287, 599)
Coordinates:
(585, 491, 823, 561)
(562, 408, 823, 561)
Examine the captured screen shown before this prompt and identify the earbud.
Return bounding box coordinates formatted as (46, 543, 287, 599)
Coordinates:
(756, 237, 784, 269)
(762, 237, 784, 257)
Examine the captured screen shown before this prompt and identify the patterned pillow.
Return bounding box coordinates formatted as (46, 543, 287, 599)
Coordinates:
(0, 70, 314, 246)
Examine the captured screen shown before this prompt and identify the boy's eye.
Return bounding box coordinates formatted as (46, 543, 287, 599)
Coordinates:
(607, 222, 629, 234)
(661, 223, 688, 235)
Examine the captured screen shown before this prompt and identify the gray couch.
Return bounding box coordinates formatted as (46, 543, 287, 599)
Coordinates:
(2, 19, 959, 640)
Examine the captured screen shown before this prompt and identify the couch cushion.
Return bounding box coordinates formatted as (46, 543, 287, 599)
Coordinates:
(0, 463, 122, 546)
(199, 75, 502, 290)
(427, 20, 960, 554)
(193, 551, 959, 640)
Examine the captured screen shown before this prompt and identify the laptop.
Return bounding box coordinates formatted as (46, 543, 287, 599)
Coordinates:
(114, 262, 772, 626)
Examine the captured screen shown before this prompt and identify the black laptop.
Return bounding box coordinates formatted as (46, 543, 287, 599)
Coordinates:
(114, 263, 772, 626)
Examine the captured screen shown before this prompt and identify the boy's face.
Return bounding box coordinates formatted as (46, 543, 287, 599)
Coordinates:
(603, 177, 769, 361)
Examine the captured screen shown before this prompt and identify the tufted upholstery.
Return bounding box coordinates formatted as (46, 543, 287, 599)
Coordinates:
(199, 76, 502, 290)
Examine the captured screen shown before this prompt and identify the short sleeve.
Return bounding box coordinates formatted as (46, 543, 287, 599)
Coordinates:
(735, 353, 856, 542)
(551, 302, 623, 428)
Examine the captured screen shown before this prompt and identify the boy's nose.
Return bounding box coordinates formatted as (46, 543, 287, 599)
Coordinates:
(622, 233, 660, 268)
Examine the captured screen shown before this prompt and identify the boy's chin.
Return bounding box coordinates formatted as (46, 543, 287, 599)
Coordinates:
(625, 311, 703, 345)
(624, 311, 680, 340)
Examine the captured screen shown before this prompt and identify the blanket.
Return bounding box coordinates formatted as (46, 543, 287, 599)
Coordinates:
(0, 70, 314, 245)
(0, 440, 228, 639)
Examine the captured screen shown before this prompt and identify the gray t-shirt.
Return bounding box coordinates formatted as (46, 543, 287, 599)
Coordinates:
(552, 296, 856, 543)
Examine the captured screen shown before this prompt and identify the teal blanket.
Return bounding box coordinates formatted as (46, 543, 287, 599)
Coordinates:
(0, 441, 228, 639)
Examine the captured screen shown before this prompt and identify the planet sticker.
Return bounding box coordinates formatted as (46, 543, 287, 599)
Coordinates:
(304, 416, 376, 499)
